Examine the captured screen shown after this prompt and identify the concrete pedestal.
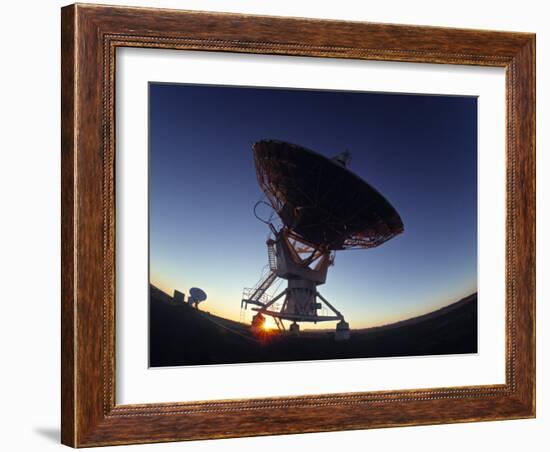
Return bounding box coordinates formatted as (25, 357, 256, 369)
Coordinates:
(289, 322, 300, 336)
(335, 320, 350, 341)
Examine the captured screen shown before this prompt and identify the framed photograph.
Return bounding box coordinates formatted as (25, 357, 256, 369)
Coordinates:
(61, 3, 535, 447)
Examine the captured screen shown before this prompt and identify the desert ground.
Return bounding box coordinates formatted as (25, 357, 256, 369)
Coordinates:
(149, 285, 477, 367)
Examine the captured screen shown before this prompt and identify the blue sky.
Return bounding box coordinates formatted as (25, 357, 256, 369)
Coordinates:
(149, 83, 477, 329)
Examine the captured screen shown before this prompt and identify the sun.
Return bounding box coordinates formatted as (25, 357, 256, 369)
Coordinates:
(261, 316, 279, 332)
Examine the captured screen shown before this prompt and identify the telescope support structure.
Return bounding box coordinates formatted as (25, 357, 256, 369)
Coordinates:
(241, 228, 350, 340)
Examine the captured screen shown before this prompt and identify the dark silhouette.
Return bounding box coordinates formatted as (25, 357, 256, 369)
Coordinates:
(149, 285, 477, 367)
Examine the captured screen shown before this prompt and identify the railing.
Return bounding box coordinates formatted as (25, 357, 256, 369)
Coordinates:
(242, 287, 272, 306)
(244, 271, 276, 303)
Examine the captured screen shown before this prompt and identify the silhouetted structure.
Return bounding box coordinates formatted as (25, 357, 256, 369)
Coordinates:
(241, 140, 404, 339)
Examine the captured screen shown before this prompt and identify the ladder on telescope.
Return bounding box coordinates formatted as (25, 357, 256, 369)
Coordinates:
(240, 239, 279, 322)
(244, 271, 277, 307)
(242, 240, 278, 308)
(267, 240, 277, 271)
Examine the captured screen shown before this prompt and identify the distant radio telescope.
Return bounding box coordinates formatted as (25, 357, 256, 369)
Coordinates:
(187, 287, 207, 309)
(241, 140, 404, 340)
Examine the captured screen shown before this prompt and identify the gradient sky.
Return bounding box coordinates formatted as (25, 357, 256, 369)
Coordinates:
(149, 82, 477, 329)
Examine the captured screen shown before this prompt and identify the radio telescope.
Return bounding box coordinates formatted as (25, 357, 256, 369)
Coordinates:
(241, 140, 404, 340)
(187, 287, 207, 309)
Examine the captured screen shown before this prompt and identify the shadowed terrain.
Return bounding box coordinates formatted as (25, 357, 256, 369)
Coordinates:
(149, 285, 477, 367)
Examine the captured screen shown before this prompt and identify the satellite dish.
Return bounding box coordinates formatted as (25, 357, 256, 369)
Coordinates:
(241, 140, 404, 341)
(188, 287, 207, 309)
(253, 140, 404, 250)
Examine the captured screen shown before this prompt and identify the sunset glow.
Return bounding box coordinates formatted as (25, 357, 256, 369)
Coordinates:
(149, 83, 477, 330)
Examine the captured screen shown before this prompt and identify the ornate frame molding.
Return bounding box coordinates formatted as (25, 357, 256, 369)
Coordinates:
(61, 4, 535, 447)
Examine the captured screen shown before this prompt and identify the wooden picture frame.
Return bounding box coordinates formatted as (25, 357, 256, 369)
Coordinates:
(61, 3, 535, 447)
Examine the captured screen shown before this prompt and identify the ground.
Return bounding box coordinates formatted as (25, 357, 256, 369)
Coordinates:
(149, 286, 477, 367)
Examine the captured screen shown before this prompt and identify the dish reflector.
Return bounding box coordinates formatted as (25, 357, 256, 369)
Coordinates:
(189, 287, 207, 302)
(253, 140, 404, 250)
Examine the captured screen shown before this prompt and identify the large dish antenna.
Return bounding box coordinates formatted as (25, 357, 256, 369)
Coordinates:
(253, 140, 404, 250)
(241, 140, 404, 340)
